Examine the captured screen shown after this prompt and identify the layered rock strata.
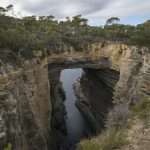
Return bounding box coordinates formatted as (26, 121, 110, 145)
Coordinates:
(74, 68, 120, 132)
(48, 68, 67, 149)
(0, 58, 52, 150)
(0, 42, 149, 149)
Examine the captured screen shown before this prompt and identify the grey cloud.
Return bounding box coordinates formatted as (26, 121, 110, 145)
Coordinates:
(13, 0, 112, 18)
(0, 0, 150, 25)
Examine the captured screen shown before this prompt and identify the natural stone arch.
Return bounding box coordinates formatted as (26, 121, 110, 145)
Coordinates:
(0, 43, 149, 150)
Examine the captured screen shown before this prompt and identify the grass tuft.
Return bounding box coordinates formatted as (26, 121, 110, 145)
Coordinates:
(78, 130, 128, 150)
(131, 98, 150, 125)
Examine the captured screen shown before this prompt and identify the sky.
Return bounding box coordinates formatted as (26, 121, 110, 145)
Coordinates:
(0, 0, 150, 26)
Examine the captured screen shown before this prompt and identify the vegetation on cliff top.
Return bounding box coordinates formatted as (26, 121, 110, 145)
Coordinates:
(0, 4, 150, 61)
(77, 97, 150, 150)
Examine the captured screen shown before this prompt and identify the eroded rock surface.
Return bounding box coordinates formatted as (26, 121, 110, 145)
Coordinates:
(73, 44, 150, 132)
(0, 42, 149, 149)
(0, 58, 51, 150)
(74, 68, 120, 131)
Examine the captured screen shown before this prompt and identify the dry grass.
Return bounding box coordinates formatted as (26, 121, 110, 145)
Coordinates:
(78, 129, 128, 150)
(77, 97, 150, 150)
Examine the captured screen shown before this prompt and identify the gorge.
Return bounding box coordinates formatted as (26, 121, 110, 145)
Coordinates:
(60, 69, 92, 149)
(0, 42, 150, 150)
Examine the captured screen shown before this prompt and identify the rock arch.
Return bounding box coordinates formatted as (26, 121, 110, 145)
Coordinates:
(0, 43, 149, 150)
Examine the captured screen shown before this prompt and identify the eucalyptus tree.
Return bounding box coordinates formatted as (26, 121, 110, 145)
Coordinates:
(106, 17, 120, 26)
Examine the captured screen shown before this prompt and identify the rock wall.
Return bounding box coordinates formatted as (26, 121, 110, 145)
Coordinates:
(113, 51, 150, 104)
(74, 44, 150, 132)
(0, 57, 51, 150)
(0, 42, 149, 149)
(74, 68, 120, 132)
(48, 68, 67, 149)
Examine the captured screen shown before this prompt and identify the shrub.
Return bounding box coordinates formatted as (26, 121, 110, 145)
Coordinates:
(131, 97, 150, 124)
(78, 98, 150, 150)
(105, 104, 131, 130)
(78, 141, 101, 150)
(78, 130, 128, 150)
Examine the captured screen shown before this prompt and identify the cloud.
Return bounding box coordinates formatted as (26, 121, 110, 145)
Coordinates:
(0, 0, 113, 18)
(13, 0, 112, 18)
(86, 0, 150, 19)
(0, 0, 150, 25)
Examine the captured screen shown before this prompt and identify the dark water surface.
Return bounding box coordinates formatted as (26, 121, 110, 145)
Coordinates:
(60, 69, 91, 149)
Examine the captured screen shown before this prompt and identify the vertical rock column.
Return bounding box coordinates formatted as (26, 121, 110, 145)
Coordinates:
(14, 60, 51, 150)
(113, 60, 142, 104)
(0, 58, 52, 150)
(74, 68, 120, 132)
(48, 68, 67, 149)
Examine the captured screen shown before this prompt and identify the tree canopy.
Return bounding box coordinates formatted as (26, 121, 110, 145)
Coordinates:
(0, 5, 150, 62)
(106, 17, 120, 26)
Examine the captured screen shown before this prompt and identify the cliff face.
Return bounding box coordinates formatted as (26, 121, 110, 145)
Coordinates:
(0, 42, 149, 149)
(74, 43, 150, 132)
(74, 68, 120, 131)
(0, 57, 51, 150)
(48, 68, 67, 149)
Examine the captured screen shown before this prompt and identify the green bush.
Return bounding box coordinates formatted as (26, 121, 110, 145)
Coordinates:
(131, 98, 150, 122)
(78, 130, 128, 150)
(0, 4, 150, 62)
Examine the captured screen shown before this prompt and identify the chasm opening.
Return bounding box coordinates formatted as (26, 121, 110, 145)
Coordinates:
(49, 66, 120, 150)
(60, 69, 92, 150)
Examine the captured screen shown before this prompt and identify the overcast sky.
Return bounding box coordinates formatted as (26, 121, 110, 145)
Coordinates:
(0, 0, 150, 26)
